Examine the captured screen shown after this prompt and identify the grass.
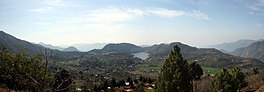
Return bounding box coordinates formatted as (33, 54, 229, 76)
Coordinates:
(202, 67, 221, 74)
(136, 64, 161, 73)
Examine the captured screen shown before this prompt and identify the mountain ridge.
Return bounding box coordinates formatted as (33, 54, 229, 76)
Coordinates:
(207, 39, 257, 52)
(231, 40, 264, 62)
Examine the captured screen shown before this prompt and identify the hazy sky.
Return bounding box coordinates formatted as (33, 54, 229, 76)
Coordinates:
(1, 0, 264, 47)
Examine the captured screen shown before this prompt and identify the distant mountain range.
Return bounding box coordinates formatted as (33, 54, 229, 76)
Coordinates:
(0, 31, 263, 68)
(207, 39, 257, 52)
(72, 43, 106, 51)
(39, 42, 64, 51)
(39, 42, 80, 52)
(231, 40, 264, 62)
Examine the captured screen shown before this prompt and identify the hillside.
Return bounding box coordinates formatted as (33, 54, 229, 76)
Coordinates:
(100, 43, 144, 54)
(231, 40, 264, 62)
(0, 31, 46, 55)
(39, 42, 64, 51)
(207, 39, 256, 52)
(63, 46, 80, 52)
(0, 31, 86, 61)
(144, 42, 264, 68)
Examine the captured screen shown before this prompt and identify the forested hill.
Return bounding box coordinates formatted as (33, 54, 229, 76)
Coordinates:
(99, 43, 144, 53)
(144, 42, 264, 68)
(0, 31, 46, 55)
(0, 31, 87, 61)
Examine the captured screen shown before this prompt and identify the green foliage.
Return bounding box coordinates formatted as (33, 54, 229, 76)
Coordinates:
(156, 45, 192, 92)
(189, 62, 203, 80)
(202, 67, 221, 74)
(0, 49, 53, 91)
(229, 67, 247, 91)
(211, 67, 247, 92)
(52, 69, 73, 92)
(211, 69, 233, 92)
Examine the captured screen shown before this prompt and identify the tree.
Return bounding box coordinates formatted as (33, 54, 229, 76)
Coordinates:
(229, 67, 247, 91)
(189, 61, 203, 92)
(0, 49, 53, 91)
(110, 78, 117, 87)
(211, 68, 232, 92)
(127, 77, 133, 86)
(117, 80, 125, 87)
(157, 45, 191, 92)
(211, 67, 247, 92)
(52, 69, 72, 92)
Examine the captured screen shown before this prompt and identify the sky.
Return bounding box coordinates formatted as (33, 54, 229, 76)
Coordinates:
(0, 0, 264, 47)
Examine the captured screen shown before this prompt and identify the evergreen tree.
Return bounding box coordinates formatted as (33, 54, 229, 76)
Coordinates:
(211, 69, 232, 92)
(211, 67, 247, 92)
(157, 45, 191, 92)
(229, 67, 247, 91)
(189, 61, 203, 92)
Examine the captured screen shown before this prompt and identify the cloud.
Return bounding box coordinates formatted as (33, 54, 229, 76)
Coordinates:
(86, 8, 144, 22)
(30, 0, 68, 13)
(31, 7, 53, 13)
(256, 23, 264, 28)
(188, 10, 210, 20)
(248, 0, 264, 12)
(146, 8, 186, 17)
(42, 0, 64, 6)
(42, 7, 210, 36)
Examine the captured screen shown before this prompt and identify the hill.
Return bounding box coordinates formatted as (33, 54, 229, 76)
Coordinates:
(0, 31, 46, 55)
(207, 39, 256, 52)
(0, 31, 86, 61)
(100, 43, 144, 54)
(63, 46, 80, 52)
(231, 40, 264, 62)
(39, 42, 64, 51)
(144, 42, 264, 68)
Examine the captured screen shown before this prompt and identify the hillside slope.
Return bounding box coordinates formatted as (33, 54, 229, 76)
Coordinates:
(231, 40, 264, 62)
(145, 42, 264, 68)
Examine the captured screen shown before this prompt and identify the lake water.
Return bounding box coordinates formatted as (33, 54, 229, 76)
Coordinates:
(132, 52, 149, 60)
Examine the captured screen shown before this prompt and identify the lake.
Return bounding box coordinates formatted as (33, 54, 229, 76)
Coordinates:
(132, 52, 149, 60)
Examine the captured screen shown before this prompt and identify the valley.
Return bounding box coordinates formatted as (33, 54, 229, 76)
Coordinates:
(1, 31, 264, 91)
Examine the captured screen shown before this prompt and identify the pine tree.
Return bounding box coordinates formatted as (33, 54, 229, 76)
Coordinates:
(211, 68, 233, 92)
(157, 45, 191, 92)
(189, 61, 203, 92)
(229, 67, 247, 91)
(211, 67, 247, 92)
